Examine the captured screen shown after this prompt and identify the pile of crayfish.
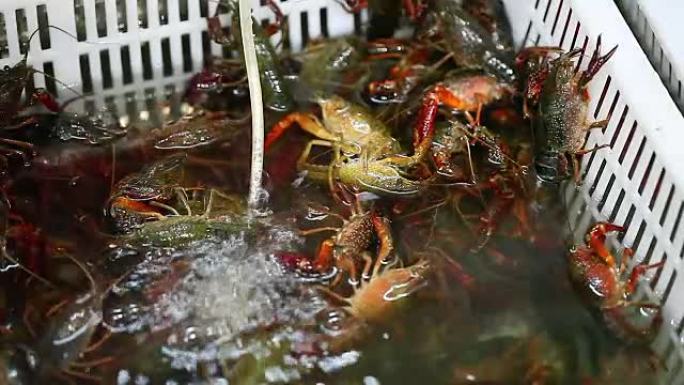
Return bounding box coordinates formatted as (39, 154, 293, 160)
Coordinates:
(0, 1, 666, 384)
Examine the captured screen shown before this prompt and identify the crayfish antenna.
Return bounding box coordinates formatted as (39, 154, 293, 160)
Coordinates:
(61, 253, 97, 293)
(0, 197, 56, 288)
(1, 247, 56, 288)
(514, 46, 565, 69)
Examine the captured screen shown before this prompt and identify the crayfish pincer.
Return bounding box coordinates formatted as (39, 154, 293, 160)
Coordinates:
(520, 37, 617, 183)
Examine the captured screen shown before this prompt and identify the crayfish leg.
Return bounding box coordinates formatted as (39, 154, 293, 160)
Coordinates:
(625, 260, 665, 296)
(262, 0, 286, 37)
(431, 84, 475, 112)
(514, 46, 564, 68)
(588, 119, 610, 130)
(314, 239, 336, 273)
(371, 214, 394, 276)
(299, 227, 340, 236)
(335, 0, 368, 13)
(266, 113, 335, 150)
(207, 17, 233, 46)
(366, 39, 408, 60)
(32, 89, 60, 112)
(586, 222, 624, 267)
(572, 144, 609, 184)
(402, 0, 427, 21)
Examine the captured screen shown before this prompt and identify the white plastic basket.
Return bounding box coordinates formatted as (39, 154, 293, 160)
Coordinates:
(0, 0, 365, 120)
(506, 1, 684, 383)
(616, 0, 684, 112)
(1, 0, 684, 383)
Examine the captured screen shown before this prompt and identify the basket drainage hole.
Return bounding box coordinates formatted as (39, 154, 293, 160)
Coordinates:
(320, 8, 329, 38)
(117, 0, 129, 33)
(95, 0, 108, 38)
(0, 13, 8, 59)
(74, 0, 87, 41)
(36, 4, 51, 49)
(141, 41, 153, 80)
(15, 9, 28, 55)
(180, 0, 189, 22)
(159, 0, 169, 25)
(300, 11, 310, 47)
(138, 0, 149, 29)
(121, 46, 133, 85)
(42, 62, 56, 96)
(161, 38, 173, 77)
(100, 50, 113, 89)
(79, 54, 93, 94)
(199, 0, 208, 19)
(182, 34, 192, 73)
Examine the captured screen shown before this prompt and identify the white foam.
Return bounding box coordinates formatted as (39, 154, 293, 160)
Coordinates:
(124, 224, 323, 371)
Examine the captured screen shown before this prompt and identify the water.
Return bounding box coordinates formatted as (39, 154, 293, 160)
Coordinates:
(0, 24, 665, 385)
(0, 114, 660, 384)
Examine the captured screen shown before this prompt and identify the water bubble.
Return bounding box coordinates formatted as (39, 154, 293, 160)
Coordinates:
(104, 302, 145, 333)
(265, 366, 301, 383)
(292, 172, 307, 188)
(134, 374, 150, 385)
(317, 351, 361, 373)
(117, 369, 131, 385)
(305, 204, 331, 221)
(133, 233, 319, 348)
(250, 188, 273, 217)
(356, 192, 380, 202)
(320, 308, 348, 335)
(119, 115, 130, 127)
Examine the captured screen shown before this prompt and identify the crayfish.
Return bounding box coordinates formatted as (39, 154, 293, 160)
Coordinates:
(120, 188, 247, 249)
(0, 25, 125, 171)
(107, 154, 246, 240)
(419, 0, 517, 83)
(207, 0, 293, 112)
(426, 69, 515, 114)
(295, 185, 395, 285)
(321, 256, 429, 325)
(0, 28, 63, 170)
(568, 222, 664, 342)
(25, 253, 121, 383)
(152, 108, 248, 150)
(519, 37, 617, 183)
(306, 189, 430, 349)
(266, 95, 435, 197)
(368, 0, 516, 107)
(106, 154, 188, 232)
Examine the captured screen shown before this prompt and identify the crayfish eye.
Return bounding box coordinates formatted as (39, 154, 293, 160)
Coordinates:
(3, 65, 9, 71)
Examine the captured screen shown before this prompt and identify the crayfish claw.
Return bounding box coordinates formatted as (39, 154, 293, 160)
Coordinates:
(579, 36, 618, 87)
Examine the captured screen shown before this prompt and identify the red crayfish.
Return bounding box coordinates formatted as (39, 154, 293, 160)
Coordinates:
(568, 222, 665, 342)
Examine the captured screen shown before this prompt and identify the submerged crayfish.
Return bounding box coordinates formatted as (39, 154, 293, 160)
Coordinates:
(568, 222, 664, 342)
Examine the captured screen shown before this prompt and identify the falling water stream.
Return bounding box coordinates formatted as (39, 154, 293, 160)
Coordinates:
(238, 0, 266, 216)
